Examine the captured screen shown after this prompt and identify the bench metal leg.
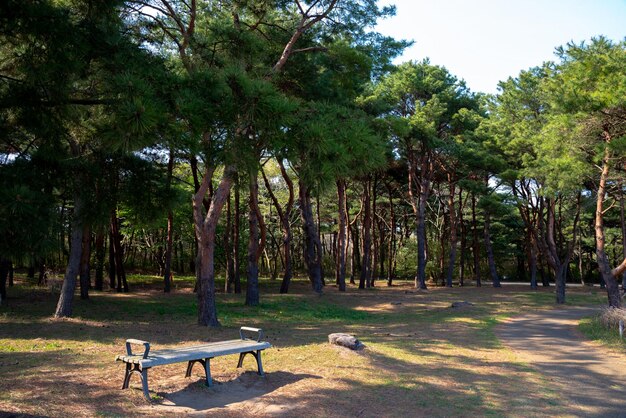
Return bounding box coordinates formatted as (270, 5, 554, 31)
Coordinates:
(121, 362, 152, 401)
(185, 358, 213, 387)
(141, 368, 150, 401)
(236, 350, 265, 376)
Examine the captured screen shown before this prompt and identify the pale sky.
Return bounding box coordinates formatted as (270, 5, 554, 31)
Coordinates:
(375, 0, 626, 94)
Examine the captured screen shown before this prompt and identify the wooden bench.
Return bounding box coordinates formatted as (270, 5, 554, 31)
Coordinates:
(116, 327, 271, 401)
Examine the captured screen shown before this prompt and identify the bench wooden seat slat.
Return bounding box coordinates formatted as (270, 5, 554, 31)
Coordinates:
(116, 327, 270, 401)
(116, 339, 270, 367)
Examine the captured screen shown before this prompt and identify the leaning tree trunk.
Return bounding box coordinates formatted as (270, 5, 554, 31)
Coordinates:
(261, 162, 294, 294)
(299, 181, 323, 293)
(336, 179, 348, 291)
(595, 145, 622, 308)
(54, 196, 84, 318)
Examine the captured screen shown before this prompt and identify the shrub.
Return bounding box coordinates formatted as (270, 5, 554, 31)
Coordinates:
(598, 307, 626, 331)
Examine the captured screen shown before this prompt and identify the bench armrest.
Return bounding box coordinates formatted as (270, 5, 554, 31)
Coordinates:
(125, 339, 151, 358)
(240, 327, 264, 342)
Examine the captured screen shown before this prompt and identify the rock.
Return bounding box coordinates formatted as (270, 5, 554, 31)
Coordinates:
(451, 301, 474, 308)
(328, 333, 365, 350)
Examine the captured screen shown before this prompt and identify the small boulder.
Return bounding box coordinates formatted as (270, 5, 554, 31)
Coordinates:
(328, 333, 365, 350)
(451, 301, 474, 309)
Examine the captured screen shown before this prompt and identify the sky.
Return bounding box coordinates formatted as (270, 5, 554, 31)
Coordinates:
(374, 0, 626, 94)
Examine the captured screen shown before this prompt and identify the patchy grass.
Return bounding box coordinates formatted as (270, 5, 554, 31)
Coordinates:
(579, 316, 626, 353)
(0, 276, 609, 417)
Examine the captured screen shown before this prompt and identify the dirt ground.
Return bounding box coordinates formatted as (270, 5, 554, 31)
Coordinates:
(0, 279, 621, 417)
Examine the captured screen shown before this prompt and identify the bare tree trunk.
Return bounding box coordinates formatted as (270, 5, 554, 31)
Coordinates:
(336, 179, 348, 291)
(261, 162, 294, 294)
(225, 191, 234, 293)
(79, 224, 91, 299)
(55, 196, 84, 318)
(445, 178, 457, 287)
(387, 182, 396, 286)
(472, 191, 481, 287)
(360, 178, 372, 289)
(195, 165, 237, 327)
(108, 229, 116, 290)
(619, 182, 626, 290)
(299, 181, 323, 293)
(484, 210, 501, 288)
(94, 228, 104, 291)
(164, 149, 175, 293)
(234, 183, 241, 294)
(529, 228, 538, 290)
(595, 145, 622, 308)
(246, 173, 262, 306)
(110, 209, 128, 292)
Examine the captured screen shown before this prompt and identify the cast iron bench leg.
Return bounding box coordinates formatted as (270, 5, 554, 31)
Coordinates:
(255, 350, 265, 376)
(185, 359, 213, 387)
(141, 367, 150, 401)
(204, 358, 212, 387)
(236, 350, 265, 376)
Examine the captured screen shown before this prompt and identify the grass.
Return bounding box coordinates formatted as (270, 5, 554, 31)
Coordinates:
(579, 316, 626, 352)
(0, 275, 614, 417)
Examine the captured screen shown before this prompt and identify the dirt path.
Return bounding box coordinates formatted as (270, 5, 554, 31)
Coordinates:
(496, 306, 626, 417)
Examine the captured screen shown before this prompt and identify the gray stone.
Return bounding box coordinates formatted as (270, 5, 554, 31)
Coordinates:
(328, 333, 365, 350)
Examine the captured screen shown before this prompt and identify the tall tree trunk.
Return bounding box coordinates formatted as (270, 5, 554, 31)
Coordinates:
(595, 144, 622, 308)
(261, 162, 294, 294)
(416, 177, 429, 289)
(299, 181, 323, 293)
(234, 183, 242, 294)
(471, 191, 481, 287)
(458, 187, 466, 287)
(110, 209, 128, 293)
(195, 165, 237, 327)
(164, 211, 174, 293)
(108, 229, 116, 290)
(372, 177, 379, 287)
(246, 172, 263, 306)
(360, 178, 372, 289)
(484, 210, 501, 288)
(446, 178, 457, 287)
(335, 179, 348, 291)
(619, 182, 626, 291)
(528, 228, 538, 290)
(387, 182, 396, 286)
(225, 192, 234, 293)
(79, 224, 91, 299)
(54, 196, 84, 318)
(164, 149, 175, 293)
(94, 228, 104, 291)
(0, 258, 9, 305)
